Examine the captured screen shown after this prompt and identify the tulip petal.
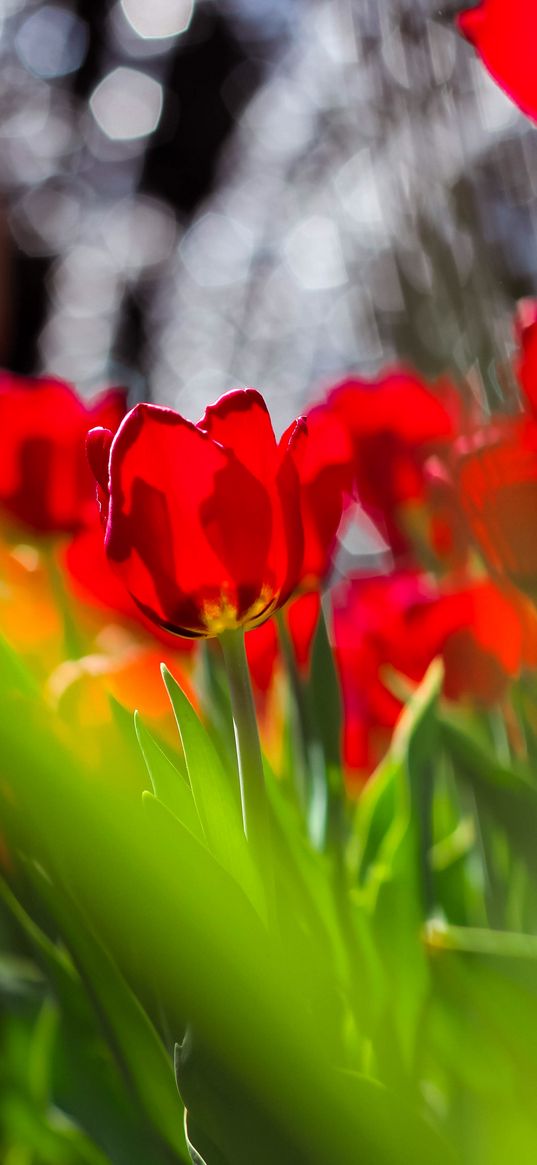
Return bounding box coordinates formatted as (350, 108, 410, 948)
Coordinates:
(199, 390, 303, 609)
(327, 371, 458, 559)
(0, 376, 124, 535)
(87, 427, 113, 494)
(333, 569, 528, 782)
(458, 420, 537, 590)
(287, 591, 321, 674)
(286, 405, 353, 586)
(89, 387, 127, 433)
(457, 0, 537, 122)
(103, 403, 283, 636)
(198, 388, 279, 481)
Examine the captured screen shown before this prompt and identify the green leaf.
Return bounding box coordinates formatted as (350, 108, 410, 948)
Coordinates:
(395, 659, 443, 918)
(353, 757, 398, 886)
(175, 1037, 230, 1165)
(391, 658, 443, 775)
(199, 641, 237, 772)
(161, 665, 261, 911)
(0, 952, 44, 997)
(141, 790, 265, 940)
(441, 716, 537, 884)
(306, 606, 344, 851)
(0, 876, 76, 1000)
(0, 874, 175, 1164)
(135, 712, 204, 843)
(308, 604, 342, 779)
(31, 868, 185, 1160)
(28, 997, 58, 1108)
(1, 1095, 113, 1165)
(0, 675, 454, 1165)
(426, 920, 537, 959)
(427, 925, 537, 1160)
(366, 663, 443, 1073)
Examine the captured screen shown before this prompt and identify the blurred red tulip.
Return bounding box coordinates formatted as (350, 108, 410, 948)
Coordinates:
(286, 591, 321, 674)
(0, 374, 125, 536)
(246, 591, 321, 698)
(457, 1, 537, 122)
(87, 390, 307, 638)
(328, 370, 459, 560)
(418, 456, 471, 572)
(457, 418, 537, 594)
(333, 571, 533, 785)
(245, 592, 321, 771)
(284, 401, 354, 587)
(246, 616, 280, 700)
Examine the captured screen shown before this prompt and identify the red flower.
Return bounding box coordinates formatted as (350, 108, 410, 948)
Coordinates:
(63, 524, 195, 654)
(245, 617, 280, 699)
(457, 417, 537, 594)
(286, 591, 321, 673)
(87, 390, 306, 638)
(0, 374, 125, 536)
(284, 402, 354, 588)
(328, 370, 459, 560)
(333, 571, 532, 785)
(457, 1, 537, 122)
(419, 456, 471, 571)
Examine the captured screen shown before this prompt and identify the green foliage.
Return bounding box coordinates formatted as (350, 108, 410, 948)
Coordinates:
(2, 640, 537, 1164)
(160, 664, 262, 912)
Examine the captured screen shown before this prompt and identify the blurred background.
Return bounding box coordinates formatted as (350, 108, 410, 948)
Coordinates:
(0, 0, 536, 433)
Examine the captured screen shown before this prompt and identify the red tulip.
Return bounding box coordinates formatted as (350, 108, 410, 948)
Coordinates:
(457, 1, 537, 122)
(457, 417, 537, 594)
(87, 390, 306, 638)
(284, 402, 354, 587)
(418, 456, 471, 571)
(333, 571, 532, 784)
(246, 591, 321, 698)
(286, 591, 321, 673)
(63, 524, 195, 654)
(0, 374, 125, 536)
(452, 304, 537, 591)
(328, 370, 459, 560)
(245, 617, 280, 699)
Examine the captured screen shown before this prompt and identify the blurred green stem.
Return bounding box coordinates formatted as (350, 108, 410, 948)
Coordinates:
(220, 629, 272, 874)
(43, 540, 83, 659)
(275, 610, 309, 813)
(425, 920, 537, 959)
(415, 760, 435, 919)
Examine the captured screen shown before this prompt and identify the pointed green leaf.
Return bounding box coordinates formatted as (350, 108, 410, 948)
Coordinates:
(161, 665, 261, 910)
(441, 716, 537, 884)
(135, 712, 204, 843)
(308, 605, 342, 779)
(32, 869, 185, 1159)
(366, 664, 443, 1070)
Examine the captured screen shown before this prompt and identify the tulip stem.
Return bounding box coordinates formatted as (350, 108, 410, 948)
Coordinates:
(219, 628, 272, 869)
(275, 610, 309, 814)
(43, 541, 84, 660)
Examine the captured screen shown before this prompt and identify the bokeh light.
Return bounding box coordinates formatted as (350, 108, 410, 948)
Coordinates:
(120, 0, 194, 41)
(89, 67, 164, 141)
(0, 0, 533, 416)
(15, 4, 88, 79)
